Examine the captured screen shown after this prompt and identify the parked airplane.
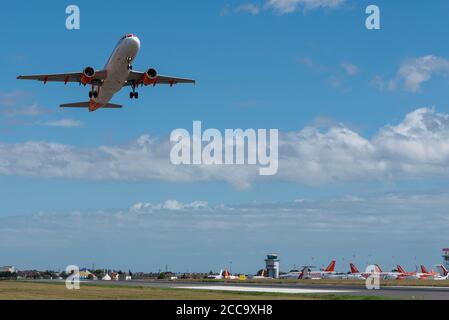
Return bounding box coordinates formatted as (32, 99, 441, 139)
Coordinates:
(433, 264, 449, 280)
(395, 265, 439, 280)
(17, 34, 195, 112)
(371, 264, 437, 280)
(371, 264, 400, 280)
(346, 263, 370, 280)
(419, 265, 439, 280)
(312, 260, 337, 279)
(222, 270, 239, 280)
(207, 270, 223, 280)
(280, 261, 337, 280)
(279, 268, 305, 280)
(249, 269, 272, 280)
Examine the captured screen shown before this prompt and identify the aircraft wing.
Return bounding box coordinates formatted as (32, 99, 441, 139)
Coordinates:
(17, 70, 108, 85)
(127, 71, 195, 86)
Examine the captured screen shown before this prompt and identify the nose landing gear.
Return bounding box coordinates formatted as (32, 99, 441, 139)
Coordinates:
(89, 91, 98, 98)
(126, 57, 133, 70)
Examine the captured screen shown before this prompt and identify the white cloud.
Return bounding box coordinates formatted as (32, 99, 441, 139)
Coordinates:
(2, 103, 48, 118)
(2, 194, 449, 249)
(44, 119, 84, 128)
(0, 92, 50, 118)
(341, 62, 359, 76)
(0, 91, 30, 107)
(222, 0, 343, 17)
(220, 4, 232, 16)
(279, 108, 449, 184)
(2, 108, 449, 188)
(130, 200, 209, 212)
(1, 194, 448, 270)
(375, 55, 449, 92)
(266, 0, 346, 14)
(236, 4, 261, 15)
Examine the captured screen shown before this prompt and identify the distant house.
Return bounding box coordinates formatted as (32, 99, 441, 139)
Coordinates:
(118, 273, 132, 281)
(79, 269, 92, 280)
(102, 274, 112, 281)
(79, 269, 98, 280)
(110, 272, 119, 281)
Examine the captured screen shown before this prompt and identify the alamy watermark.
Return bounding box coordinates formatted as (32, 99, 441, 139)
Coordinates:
(366, 5, 381, 30)
(66, 5, 80, 30)
(170, 121, 279, 176)
(65, 265, 80, 290)
(365, 265, 381, 290)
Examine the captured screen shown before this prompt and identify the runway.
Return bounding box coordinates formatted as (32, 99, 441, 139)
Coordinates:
(177, 285, 354, 295)
(78, 279, 449, 300)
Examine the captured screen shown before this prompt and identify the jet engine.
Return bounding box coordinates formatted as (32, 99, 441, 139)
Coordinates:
(143, 68, 158, 85)
(80, 67, 96, 85)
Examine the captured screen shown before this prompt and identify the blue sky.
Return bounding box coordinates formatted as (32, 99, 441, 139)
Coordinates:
(1, 0, 449, 273)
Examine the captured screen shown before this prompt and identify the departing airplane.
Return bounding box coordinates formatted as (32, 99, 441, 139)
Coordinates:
(17, 34, 195, 112)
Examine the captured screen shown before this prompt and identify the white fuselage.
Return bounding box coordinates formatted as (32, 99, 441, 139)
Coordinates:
(92, 35, 141, 106)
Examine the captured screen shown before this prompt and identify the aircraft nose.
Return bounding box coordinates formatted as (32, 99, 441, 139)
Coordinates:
(130, 36, 140, 51)
(124, 35, 140, 52)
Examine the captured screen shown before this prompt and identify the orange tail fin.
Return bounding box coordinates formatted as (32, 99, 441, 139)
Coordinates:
(349, 263, 359, 274)
(325, 260, 336, 272)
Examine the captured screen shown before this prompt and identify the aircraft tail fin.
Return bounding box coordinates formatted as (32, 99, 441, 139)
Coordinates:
(325, 260, 336, 272)
(375, 264, 383, 273)
(60, 102, 123, 109)
(349, 263, 359, 274)
(397, 265, 406, 274)
(435, 264, 448, 276)
(421, 265, 429, 274)
(442, 265, 449, 276)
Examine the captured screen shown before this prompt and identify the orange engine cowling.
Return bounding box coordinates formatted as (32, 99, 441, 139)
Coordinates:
(143, 68, 158, 85)
(80, 67, 95, 85)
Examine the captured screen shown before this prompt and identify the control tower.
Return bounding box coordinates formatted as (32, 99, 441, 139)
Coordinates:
(265, 254, 280, 279)
(443, 249, 449, 269)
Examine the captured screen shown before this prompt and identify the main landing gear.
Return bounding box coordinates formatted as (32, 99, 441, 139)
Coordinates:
(130, 84, 139, 99)
(89, 91, 98, 98)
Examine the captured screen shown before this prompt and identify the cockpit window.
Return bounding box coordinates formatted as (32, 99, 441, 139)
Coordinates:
(121, 34, 135, 40)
